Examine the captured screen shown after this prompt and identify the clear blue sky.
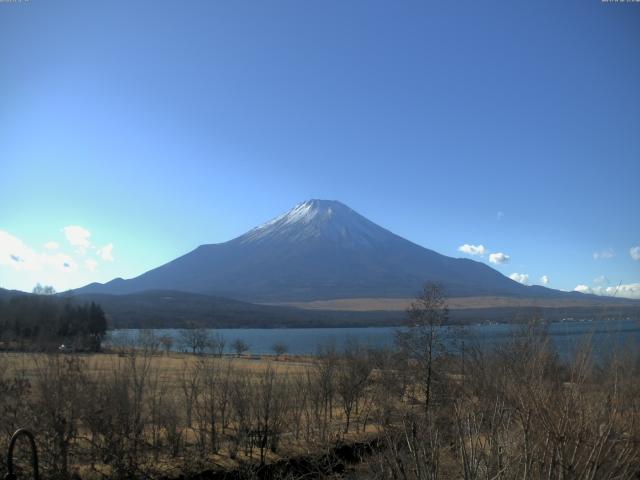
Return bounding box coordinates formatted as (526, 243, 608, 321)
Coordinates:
(1, 0, 639, 297)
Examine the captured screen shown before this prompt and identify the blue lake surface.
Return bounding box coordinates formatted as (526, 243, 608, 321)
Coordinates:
(107, 318, 640, 357)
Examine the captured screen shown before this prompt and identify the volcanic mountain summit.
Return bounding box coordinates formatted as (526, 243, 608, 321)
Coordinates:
(239, 200, 395, 247)
(74, 200, 581, 302)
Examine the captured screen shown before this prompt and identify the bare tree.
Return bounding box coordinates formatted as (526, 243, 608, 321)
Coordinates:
(396, 282, 448, 413)
(228, 370, 252, 459)
(138, 329, 160, 355)
(272, 342, 288, 358)
(193, 356, 232, 455)
(0, 359, 32, 479)
(179, 359, 201, 428)
(336, 340, 372, 433)
(159, 334, 173, 355)
(290, 369, 309, 440)
(209, 332, 226, 357)
(159, 395, 183, 458)
(33, 354, 87, 478)
(231, 338, 249, 356)
(252, 364, 287, 463)
(147, 367, 168, 460)
(32, 283, 56, 295)
(179, 327, 211, 355)
(313, 344, 338, 442)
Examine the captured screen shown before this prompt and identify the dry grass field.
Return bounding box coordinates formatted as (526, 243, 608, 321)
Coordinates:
(265, 296, 640, 311)
(0, 348, 385, 479)
(1, 351, 314, 384)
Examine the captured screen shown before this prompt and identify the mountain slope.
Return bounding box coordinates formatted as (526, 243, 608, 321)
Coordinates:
(72, 200, 589, 302)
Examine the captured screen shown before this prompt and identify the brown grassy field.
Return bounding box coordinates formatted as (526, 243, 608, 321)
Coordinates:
(264, 295, 640, 311)
(1, 351, 314, 382)
(0, 348, 384, 479)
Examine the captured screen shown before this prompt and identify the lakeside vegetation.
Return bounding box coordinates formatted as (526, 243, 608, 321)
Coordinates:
(0, 285, 638, 479)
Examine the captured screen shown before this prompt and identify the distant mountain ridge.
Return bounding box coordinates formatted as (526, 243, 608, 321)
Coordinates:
(71, 200, 605, 302)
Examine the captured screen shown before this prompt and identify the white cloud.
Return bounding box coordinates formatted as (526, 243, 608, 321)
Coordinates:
(599, 283, 640, 299)
(593, 248, 614, 260)
(630, 246, 640, 261)
(574, 283, 640, 300)
(574, 284, 592, 294)
(44, 241, 59, 250)
(84, 258, 98, 271)
(458, 244, 486, 256)
(489, 252, 510, 264)
(97, 243, 114, 262)
(0, 231, 77, 273)
(63, 225, 92, 254)
(509, 272, 529, 285)
(540, 275, 550, 285)
(0, 229, 115, 292)
(0, 230, 42, 271)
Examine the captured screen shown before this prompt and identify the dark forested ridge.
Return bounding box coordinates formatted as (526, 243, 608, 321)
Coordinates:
(69, 289, 403, 328)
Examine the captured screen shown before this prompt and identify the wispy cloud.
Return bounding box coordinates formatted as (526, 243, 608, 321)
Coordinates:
(63, 225, 92, 254)
(509, 272, 529, 285)
(489, 252, 510, 264)
(593, 275, 609, 286)
(44, 241, 59, 250)
(631, 246, 640, 261)
(84, 258, 98, 271)
(97, 243, 114, 262)
(458, 244, 486, 256)
(593, 248, 614, 260)
(497, 211, 504, 221)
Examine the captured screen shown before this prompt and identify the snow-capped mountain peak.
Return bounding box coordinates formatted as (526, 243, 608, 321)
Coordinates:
(238, 199, 392, 246)
(263, 200, 332, 227)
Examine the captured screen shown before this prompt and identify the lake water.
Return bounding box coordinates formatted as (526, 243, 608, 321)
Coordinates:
(106, 318, 640, 358)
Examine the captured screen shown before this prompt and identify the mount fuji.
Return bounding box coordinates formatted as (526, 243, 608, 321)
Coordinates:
(73, 200, 588, 303)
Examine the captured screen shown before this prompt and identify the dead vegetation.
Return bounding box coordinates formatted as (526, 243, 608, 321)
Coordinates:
(1, 288, 639, 479)
(0, 343, 389, 479)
